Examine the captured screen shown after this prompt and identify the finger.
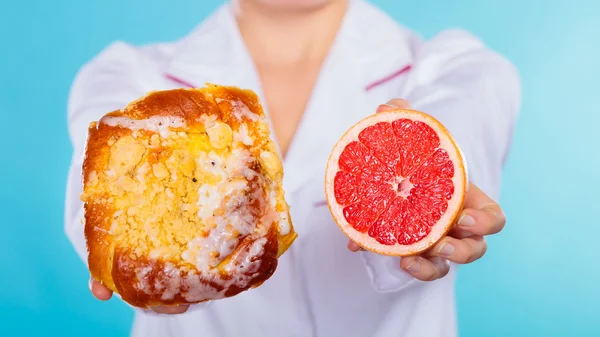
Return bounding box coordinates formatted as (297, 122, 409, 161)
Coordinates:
(457, 206, 505, 236)
(347, 240, 364, 252)
(447, 226, 476, 239)
(462, 184, 506, 233)
(463, 183, 495, 209)
(427, 235, 487, 264)
(89, 277, 113, 301)
(458, 184, 505, 235)
(376, 98, 411, 113)
(151, 305, 190, 314)
(400, 256, 450, 282)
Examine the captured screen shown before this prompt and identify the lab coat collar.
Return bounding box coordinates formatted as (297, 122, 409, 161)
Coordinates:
(163, 0, 414, 92)
(164, 4, 253, 88)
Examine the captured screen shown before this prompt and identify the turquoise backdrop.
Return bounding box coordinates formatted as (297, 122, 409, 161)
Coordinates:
(1, 0, 598, 336)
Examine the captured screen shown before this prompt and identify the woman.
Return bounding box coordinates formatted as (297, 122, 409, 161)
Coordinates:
(65, 0, 519, 336)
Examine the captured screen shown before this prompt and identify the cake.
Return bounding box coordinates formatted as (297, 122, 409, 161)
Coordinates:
(80, 84, 297, 308)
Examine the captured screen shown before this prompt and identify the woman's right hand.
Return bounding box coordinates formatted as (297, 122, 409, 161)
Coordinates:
(89, 277, 190, 314)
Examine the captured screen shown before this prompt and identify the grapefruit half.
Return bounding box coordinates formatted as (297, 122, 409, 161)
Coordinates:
(325, 110, 467, 256)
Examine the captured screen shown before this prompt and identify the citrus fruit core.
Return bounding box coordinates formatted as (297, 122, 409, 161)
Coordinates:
(326, 110, 467, 256)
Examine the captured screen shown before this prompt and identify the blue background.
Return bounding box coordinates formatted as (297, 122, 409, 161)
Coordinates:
(1, 0, 598, 336)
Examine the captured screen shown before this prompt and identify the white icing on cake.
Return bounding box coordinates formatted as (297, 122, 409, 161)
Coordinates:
(199, 114, 218, 127)
(136, 236, 270, 303)
(136, 266, 154, 295)
(182, 148, 274, 272)
(278, 212, 291, 236)
(158, 263, 181, 301)
(101, 116, 186, 138)
(215, 98, 259, 121)
(234, 123, 254, 146)
(181, 273, 225, 302)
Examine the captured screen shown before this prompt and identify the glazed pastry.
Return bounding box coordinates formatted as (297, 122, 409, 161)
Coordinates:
(81, 84, 296, 308)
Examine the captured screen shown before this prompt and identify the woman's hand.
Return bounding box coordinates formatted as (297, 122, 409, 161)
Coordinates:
(347, 99, 506, 282)
(89, 277, 190, 314)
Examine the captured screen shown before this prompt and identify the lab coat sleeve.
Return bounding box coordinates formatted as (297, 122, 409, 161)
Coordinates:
(360, 29, 521, 293)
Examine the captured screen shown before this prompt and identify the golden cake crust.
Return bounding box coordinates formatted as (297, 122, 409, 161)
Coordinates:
(81, 84, 296, 308)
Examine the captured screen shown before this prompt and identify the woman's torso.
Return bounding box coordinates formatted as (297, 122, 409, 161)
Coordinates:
(76, 1, 484, 336)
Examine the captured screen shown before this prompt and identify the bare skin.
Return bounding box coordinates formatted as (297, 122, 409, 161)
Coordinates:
(236, 0, 347, 157)
(89, 1, 507, 312)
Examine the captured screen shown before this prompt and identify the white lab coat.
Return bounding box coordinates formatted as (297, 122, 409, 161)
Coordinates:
(64, 1, 520, 336)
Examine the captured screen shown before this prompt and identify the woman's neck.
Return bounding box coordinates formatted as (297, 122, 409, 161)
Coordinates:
(234, 0, 348, 67)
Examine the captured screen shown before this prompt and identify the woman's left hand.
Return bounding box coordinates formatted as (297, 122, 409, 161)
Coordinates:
(347, 99, 506, 282)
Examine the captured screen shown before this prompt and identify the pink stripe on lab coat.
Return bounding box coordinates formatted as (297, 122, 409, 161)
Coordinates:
(365, 65, 412, 91)
(164, 74, 195, 88)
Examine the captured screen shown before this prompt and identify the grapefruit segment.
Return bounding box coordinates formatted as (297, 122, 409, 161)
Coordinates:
(333, 171, 361, 205)
(342, 183, 396, 233)
(392, 119, 441, 177)
(358, 122, 401, 171)
(343, 199, 381, 233)
(325, 110, 467, 256)
(410, 149, 455, 184)
(368, 198, 404, 245)
(338, 141, 394, 182)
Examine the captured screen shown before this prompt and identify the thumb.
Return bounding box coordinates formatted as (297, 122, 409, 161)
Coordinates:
(89, 277, 113, 301)
(377, 99, 411, 112)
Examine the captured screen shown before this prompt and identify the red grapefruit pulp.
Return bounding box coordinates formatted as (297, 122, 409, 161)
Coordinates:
(325, 110, 467, 256)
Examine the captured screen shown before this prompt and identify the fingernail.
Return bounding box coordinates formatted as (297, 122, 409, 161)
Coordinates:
(88, 277, 93, 291)
(376, 104, 394, 112)
(407, 259, 421, 273)
(438, 243, 455, 257)
(458, 214, 475, 227)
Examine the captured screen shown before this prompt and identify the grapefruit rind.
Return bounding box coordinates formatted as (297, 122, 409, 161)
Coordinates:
(324, 110, 468, 256)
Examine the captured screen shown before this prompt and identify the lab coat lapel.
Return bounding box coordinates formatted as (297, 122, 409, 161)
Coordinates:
(163, 5, 260, 91)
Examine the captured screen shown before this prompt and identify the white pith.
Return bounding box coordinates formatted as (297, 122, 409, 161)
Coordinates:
(324, 110, 467, 256)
